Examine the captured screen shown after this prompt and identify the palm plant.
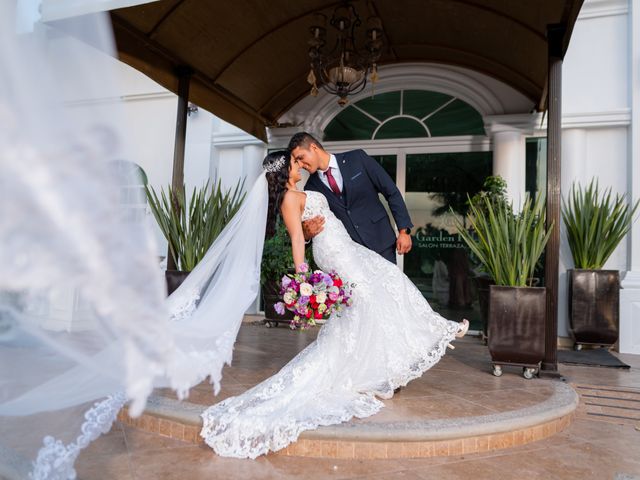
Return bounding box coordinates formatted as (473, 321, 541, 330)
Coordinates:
(562, 179, 639, 269)
(455, 194, 553, 287)
(145, 179, 246, 271)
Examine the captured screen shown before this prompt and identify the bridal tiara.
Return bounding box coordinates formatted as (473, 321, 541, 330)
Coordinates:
(263, 155, 287, 173)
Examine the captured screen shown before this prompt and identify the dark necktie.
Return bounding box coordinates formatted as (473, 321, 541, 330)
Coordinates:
(324, 168, 341, 196)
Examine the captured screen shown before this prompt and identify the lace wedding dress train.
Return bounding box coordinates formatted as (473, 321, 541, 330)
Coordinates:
(200, 191, 461, 458)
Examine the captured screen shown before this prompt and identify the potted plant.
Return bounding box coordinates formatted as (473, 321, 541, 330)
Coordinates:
(145, 179, 246, 294)
(260, 220, 294, 326)
(562, 179, 639, 350)
(260, 220, 315, 327)
(466, 176, 510, 342)
(456, 193, 553, 378)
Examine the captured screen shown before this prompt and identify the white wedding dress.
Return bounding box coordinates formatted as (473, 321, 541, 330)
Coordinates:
(200, 190, 461, 458)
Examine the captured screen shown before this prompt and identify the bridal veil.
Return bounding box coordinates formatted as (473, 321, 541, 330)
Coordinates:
(0, 2, 268, 478)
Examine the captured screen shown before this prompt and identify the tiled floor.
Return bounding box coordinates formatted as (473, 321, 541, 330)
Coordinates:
(77, 322, 640, 479)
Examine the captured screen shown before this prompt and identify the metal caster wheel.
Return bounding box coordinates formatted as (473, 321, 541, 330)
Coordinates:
(573, 343, 583, 351)
(264, 321, 277, 328)
(523, 367, 537, 379)
(492, 365, 503, 377)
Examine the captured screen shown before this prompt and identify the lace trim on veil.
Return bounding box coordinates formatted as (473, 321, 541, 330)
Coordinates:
(169, 290, 201, 322)
(30, 393, 126, 480)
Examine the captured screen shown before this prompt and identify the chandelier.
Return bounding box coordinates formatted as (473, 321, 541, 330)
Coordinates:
(307, 2, 384, 106)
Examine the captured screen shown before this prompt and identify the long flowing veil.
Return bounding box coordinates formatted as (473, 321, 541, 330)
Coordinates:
(0, 3, 268, 478)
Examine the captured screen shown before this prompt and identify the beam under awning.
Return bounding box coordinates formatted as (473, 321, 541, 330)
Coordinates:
(111, 15, 269, 142)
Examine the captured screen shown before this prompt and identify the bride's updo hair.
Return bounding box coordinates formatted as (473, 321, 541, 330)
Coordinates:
(263, 150, 291, 238)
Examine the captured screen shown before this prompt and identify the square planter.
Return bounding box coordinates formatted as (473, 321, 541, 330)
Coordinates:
(165, 269, 190, 296)
(488, 285, 546, 378)
(568, 269, 619, 349)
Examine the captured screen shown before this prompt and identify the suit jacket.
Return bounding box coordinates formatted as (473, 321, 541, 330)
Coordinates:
(304, 149, 413, 254)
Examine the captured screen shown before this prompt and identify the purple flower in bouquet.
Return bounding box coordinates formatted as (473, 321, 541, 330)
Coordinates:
(298, 295, 310, 305)
(274, 302, 285, 315)
(281, 275, 292, 288)
(298, 263, 309, 273)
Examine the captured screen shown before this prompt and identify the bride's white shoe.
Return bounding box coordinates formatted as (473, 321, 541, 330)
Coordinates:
(447, 319, 470, 350)
(456, 319, 470, 338)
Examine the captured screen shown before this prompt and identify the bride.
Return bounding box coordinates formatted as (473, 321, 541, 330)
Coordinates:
(200, 151, 469, 459)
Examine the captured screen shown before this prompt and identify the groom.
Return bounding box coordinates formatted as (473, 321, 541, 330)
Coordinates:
(288, 132, 413, 264)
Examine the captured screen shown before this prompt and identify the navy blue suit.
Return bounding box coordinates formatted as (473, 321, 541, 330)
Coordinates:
(304, 149, 413, 264)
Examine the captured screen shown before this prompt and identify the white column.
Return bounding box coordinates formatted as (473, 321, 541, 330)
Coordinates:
(242, 144, 267, 185)
(620, 0, 640, 354)
(484, 114, 536, 209)
(557, 128, 587, 339)
(491, 128, 525, 207)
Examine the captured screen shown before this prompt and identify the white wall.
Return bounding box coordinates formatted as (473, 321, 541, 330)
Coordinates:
(563, 6, 629, 114)
(555, 0, 632, 339)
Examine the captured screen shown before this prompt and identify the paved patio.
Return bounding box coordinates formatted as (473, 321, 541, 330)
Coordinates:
(77, 321, 640, 479)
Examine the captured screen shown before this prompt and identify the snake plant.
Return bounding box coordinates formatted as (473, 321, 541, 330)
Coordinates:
(455, 193, 553, 287)
(145, 179, 246, 271)
(562, 179, 639, 269)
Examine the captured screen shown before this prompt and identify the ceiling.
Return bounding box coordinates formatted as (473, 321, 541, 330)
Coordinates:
(111, 0, 584, 141)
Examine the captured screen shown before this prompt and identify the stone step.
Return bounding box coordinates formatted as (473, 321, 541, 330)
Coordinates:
(117, 381, 578, 459)
(574, 384, 640, 426)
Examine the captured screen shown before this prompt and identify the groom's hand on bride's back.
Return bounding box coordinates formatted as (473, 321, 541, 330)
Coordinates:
(302, 215, 325, 241)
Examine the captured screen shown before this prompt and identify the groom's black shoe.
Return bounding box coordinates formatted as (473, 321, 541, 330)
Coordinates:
(394, 387, 402, 394)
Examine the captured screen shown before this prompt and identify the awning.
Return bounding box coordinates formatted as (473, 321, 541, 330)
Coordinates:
(110, 0, 583, 142)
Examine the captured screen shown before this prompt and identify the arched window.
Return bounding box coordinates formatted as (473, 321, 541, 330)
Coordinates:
(323, 90, 485, 141)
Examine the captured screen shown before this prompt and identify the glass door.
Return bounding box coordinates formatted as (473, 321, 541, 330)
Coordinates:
(402, 152, 492, 331)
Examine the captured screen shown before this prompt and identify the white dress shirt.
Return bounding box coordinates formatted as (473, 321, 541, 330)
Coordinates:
(318, 154, 344, 192)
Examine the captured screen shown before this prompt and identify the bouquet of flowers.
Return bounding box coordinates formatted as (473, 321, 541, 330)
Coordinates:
(274, 263, 354, 330)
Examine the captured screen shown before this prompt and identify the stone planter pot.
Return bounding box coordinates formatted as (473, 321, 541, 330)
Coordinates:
(488, 285, 546, 379)
(568, 269, 619, 349)
(165, 269, 190, 296)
